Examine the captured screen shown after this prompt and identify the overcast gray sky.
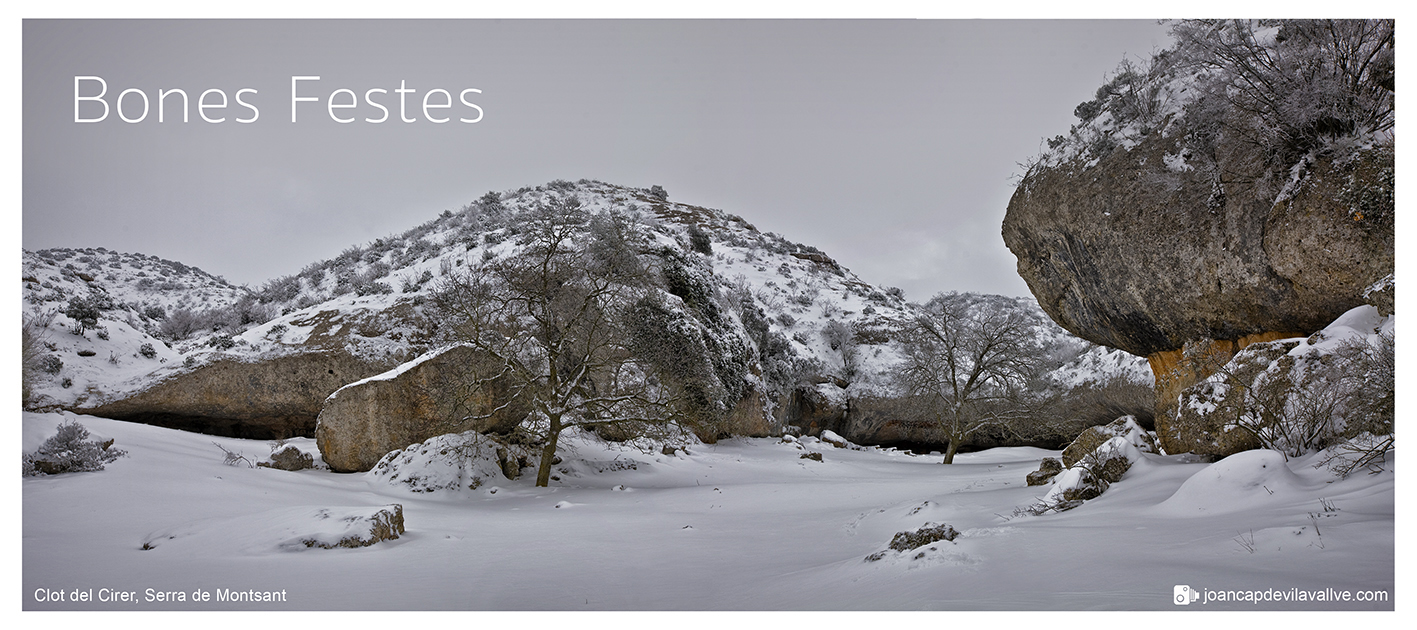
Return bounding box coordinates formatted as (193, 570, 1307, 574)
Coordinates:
(23, 19, 1172, 300)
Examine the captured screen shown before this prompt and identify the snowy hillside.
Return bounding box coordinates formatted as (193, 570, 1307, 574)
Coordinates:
(21, 248, 248, 408)
(1051, 345, 1154, 389)
(22, 410, 1393, 610)
(25, 179, 1147, 433)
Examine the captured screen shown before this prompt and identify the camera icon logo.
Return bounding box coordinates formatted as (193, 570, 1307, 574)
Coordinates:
(1174, 585, 1200, 605)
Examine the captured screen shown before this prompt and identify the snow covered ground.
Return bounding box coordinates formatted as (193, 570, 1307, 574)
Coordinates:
(23, 411, 1393, 611)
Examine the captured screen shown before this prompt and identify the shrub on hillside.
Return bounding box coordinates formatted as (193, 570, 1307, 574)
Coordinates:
(159, 307, 204, 340)
(23, 419, 126, 476)
(687, 224, 713, 255)
(62, 296, 102, 335)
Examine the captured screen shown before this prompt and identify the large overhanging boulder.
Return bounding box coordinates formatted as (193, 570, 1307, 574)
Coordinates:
(75, 350, 392, 439)
(1001, 20, 1394, 458)
(1003, 130, 1391, 360)
(60, 304, 430, 439)
(1003, 127, 1392, 455)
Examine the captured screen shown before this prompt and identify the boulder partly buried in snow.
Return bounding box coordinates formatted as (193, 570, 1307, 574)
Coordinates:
(294, 505, 406, 549)
(257, 445, 316, 471)
(1153, 449, 1307, 516)
(1047, 466, 1107, 503)
(865, 522, 961, 562)
(1039, 435, 1152, 508)
(1061, 415, 1157, 468)
(819, 429, 850, 448)
(141, 504, 406, 554)
(1025, 457, 1063, 486)
(368, 430, 530, 493)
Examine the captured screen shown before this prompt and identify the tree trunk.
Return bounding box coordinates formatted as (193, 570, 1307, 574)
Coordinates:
(535, 425, 562, 487)
(942, 439, 959, 464)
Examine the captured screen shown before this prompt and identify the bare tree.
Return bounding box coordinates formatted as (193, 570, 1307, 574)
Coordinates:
(897, 294, 1043, 463)
(22, 310, 56, 408)
(820, 319, 859, 381)
(431, 196, 685, 486)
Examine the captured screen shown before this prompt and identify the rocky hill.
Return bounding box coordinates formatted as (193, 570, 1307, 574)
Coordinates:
(24, 179, 1150, 467)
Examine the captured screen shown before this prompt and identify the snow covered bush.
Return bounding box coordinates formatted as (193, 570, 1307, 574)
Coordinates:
(820, 320, 859, 381)
(38, 355, 64, 374)
(1171, 20, 1393, 168)
(256, 274, 301, 304)
(686, 223, 712, 255)
(1316, 329, 1394, 476)
(62, 295, 103, 335)
(22, 312, 57, 407)
(23, 419, 126, 476)
(158, 307, 204, 340)
(369, 431, 529, 492)
(1040, 19, 1394, 210)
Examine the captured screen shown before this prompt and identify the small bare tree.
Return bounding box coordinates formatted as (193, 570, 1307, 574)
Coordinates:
(432, 196, 685, 486)
(897, 294, 1043, 463)
(820, 319, 859, 381)
(22, 310, 57, 408)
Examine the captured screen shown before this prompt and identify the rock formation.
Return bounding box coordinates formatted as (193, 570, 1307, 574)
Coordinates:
(79, 350, 392, 439)
(318, 341, 778, 473)
(296, 505, 405, 549)
(316, 344, 530, 473)
(1002, 20, 1394, 455)
(258, 445, 316, 471)
(1005, 133, 1391, 421)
